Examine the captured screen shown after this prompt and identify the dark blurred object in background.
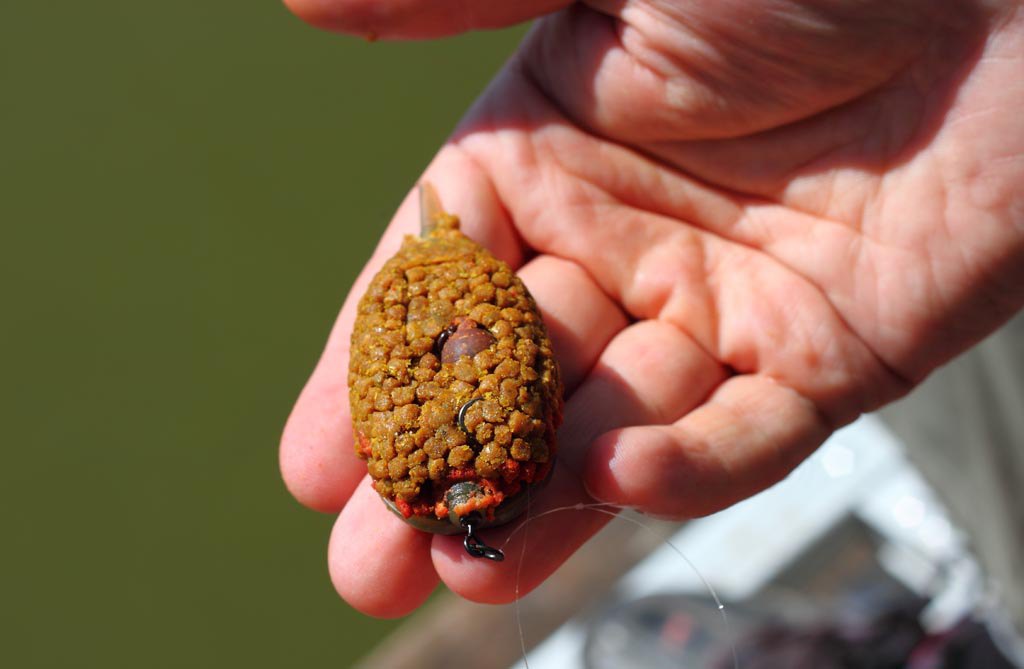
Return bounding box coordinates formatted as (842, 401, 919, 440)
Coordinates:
(582, 593, 1016, 669)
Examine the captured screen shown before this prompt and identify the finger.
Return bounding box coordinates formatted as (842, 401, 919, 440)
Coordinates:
(516, 254, 627, 394)
(522, 3, 940, 144)
(556, 319, 728, 471)
(584, 374, 832, 518)
(285, 0, 571, 39)
(280, 147, 521, 512)
(431, 319, 726, 603)
(328, 478, 438, 618)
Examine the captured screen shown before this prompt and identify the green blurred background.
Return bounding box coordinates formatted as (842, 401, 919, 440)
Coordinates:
(1, 2, 523, 666)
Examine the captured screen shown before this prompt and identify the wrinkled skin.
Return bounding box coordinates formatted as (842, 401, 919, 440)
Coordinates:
(279, 0, 1024, 617)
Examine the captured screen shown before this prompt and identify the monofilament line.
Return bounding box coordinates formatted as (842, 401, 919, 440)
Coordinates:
(502, 502, 739, 669)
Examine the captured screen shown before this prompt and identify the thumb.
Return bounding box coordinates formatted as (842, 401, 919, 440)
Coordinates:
(285, 0, 572, 39)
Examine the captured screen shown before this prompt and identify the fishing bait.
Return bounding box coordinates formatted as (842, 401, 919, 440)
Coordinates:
(348, 184, 563, 560)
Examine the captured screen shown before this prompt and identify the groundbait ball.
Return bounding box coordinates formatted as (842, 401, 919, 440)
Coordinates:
(348, 183, 563, 560)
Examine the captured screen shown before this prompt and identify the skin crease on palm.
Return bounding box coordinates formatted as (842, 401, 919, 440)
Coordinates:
(279, 0, 1024, 617)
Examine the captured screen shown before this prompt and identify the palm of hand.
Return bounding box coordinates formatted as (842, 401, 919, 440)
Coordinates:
(281, 0, 1024, 616)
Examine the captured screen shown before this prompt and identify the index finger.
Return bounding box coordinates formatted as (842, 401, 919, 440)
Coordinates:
(284, 0, 572, 39)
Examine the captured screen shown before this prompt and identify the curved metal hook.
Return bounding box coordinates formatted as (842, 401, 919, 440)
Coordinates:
(461, 515, 504, 562)
(457, 397, 484, 437)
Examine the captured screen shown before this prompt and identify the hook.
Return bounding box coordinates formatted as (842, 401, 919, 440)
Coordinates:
(461, 515, 504, 562)
(457, 397, 484, 436)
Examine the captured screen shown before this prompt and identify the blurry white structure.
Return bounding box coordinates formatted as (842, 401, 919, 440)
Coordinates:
(514, 414, 986, 669)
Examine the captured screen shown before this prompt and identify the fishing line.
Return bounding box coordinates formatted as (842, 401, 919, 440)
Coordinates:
(512, 482, 533, 666)
(500, 496, 740, 669)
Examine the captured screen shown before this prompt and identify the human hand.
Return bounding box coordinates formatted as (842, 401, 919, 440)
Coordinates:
(280, 0, 1024, 617)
